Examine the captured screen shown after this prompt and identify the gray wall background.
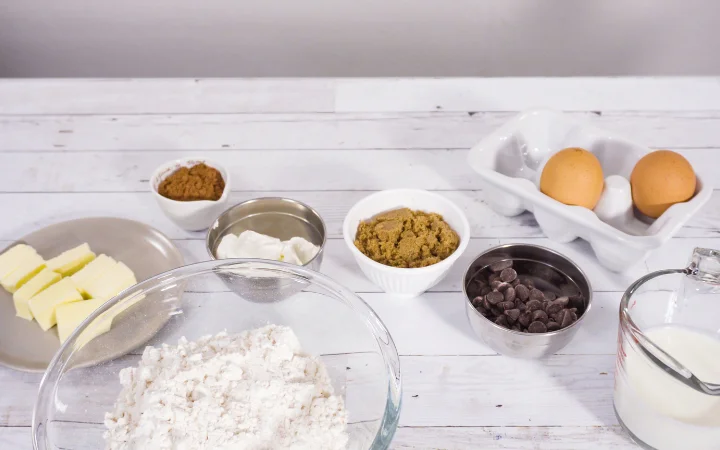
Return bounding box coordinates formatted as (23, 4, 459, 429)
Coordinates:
(1, 0, 718, 77)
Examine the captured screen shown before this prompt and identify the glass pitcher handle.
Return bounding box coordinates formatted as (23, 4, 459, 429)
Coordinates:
(635, 335, 720, 396)
(623, 262, 720, 397)
(688, 247, 720, 285)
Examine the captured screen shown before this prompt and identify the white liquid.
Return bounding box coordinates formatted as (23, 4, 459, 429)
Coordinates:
(615, 325, 720, 450)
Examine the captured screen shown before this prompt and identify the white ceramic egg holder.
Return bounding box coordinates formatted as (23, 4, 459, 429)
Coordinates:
(467, 109, 712, 273)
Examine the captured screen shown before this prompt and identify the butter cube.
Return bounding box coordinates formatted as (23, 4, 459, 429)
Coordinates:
(0, 244, 36, 279)
(1, 251, 46, 293)
(57, 292, 144, 345)
(28, 278, 83, 331)
(56, 298, 110, 344)
(46, 243, 96, 276)
(13, 268, 62, 320)
(71, 254, 117, 298)
(85, 261, 137, 300)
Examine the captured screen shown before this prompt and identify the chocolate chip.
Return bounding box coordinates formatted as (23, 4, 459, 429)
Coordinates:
(470, 259, 585, 334)
(560, 310, 578, 328)
(518, 312, 532, 328)
(504, 287, 516, 302)
(531, 310, 549, 324)
(546, 301, 564, 314)
(505, 309, 521, 323)
(500, 301, 515, 311)
(486, 291, 504, 305)
(554, 296, 569, 308)
(500, 268, 517, 283)
(569, 296, 585, 309)
(515, 284, 529, 301)
(490, 260, 513, 273)
(528, 321, 547, 333)
(526, 299, 543, 312)
(495, 315, 510, 328)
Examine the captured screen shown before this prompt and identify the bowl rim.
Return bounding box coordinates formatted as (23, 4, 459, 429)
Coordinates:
(461, 243, 593, 337)
(32, 258, 402, 450)
(342, 188, 471, 273)
(150, 156, 231, 206)
(204, 196, 328, 268)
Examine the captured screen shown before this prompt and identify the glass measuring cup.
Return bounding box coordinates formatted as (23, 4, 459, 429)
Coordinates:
(614, 248, 720, 450)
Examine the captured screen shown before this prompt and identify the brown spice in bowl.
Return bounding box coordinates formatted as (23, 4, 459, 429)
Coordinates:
(354, 208, 460, 268)
(158, 163, 225, 201)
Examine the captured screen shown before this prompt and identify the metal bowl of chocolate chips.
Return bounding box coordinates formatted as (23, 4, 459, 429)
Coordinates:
(462, 244, 592, 358)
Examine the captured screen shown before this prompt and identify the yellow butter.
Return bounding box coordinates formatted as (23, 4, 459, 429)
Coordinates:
(85, 261, 137, 301)
(57, 293, 144, 346)
(12, 268, 62, 320)
(56, 298, 110, 344)
(0, 244, 36, 279)
(28, 278, 83, 331)
(46, 243, 96, 276)
(70, 254, 117, 298)
(1, 251, 46, 293)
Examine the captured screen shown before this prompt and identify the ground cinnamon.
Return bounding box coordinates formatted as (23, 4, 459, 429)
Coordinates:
(158, 163, 225, 201)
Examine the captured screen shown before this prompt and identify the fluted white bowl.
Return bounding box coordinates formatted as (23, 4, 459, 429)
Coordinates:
(343, 189, 470, 298)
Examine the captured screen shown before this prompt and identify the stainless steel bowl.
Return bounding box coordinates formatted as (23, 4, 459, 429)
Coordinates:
(462, 244, 592, 358)
(206, 197, 327, 301)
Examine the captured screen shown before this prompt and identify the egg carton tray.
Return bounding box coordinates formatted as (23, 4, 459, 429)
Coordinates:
(467, 109, 712, 273)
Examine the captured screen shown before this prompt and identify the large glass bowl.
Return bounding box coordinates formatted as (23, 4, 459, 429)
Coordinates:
(32, 259, 402, 449)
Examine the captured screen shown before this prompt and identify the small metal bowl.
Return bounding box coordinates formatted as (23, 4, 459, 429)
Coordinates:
(462, 244, 592, 358)
(206, 197, 327, 302)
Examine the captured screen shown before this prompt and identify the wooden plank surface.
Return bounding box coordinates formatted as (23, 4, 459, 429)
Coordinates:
(0, 147, 717, 191)
(0, 191, 718, 242)
(1, 78, 718, 449)
(2, 78, 720, 115)
(2, 112, 720, 151)
(334, 78, 720, 112)
(0, 425, 639, 450)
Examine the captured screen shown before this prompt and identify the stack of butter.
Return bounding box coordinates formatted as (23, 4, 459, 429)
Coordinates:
(0, 243, 137, 343)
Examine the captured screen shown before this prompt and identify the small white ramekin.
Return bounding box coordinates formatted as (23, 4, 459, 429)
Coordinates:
(150, 157, 231, 231)
(343, 189, 471, 298)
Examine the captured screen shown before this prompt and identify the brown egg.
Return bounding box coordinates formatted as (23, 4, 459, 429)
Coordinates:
(631, 150, 696, 218)
(540, 148, 604, 209)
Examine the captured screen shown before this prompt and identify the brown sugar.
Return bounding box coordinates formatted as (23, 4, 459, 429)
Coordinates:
(354, 208, 460, 268)
(158, 163, 225, 201)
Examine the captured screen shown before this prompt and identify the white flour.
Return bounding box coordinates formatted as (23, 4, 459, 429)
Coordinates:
(104, 325, 348, 450)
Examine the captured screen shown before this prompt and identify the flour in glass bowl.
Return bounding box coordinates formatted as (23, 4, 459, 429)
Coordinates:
(103, 325, 349, 450)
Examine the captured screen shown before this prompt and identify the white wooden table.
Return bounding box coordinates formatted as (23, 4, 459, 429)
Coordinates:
(1, 78, 719, 449)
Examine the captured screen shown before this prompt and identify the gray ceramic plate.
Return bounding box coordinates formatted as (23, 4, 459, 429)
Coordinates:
(0, 218, 184, 372)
